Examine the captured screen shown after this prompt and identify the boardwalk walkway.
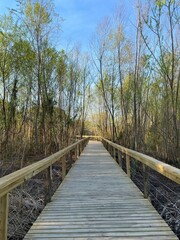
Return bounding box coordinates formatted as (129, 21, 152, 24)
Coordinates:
(24, 141, 177, 239)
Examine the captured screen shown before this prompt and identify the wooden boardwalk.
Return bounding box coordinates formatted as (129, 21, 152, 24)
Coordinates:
(24, 141, 178, 239)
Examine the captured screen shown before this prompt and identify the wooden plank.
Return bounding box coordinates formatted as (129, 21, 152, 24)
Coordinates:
(25, 232, 176, 238)
(24, 141, 178, 239)
(24, 237, 178, 240)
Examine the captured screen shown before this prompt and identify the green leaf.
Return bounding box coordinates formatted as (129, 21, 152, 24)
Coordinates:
(155, 0, 166, 7)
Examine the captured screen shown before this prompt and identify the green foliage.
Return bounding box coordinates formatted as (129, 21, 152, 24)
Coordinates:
(155, 0, 166, 7)
(25, 0, 51, 25)
(0, 0, 179, 169)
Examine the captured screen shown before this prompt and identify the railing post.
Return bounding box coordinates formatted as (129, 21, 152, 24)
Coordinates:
(79, 143, 81, 155)
(110, 146, 113, 157)
(62, 156, 66, 180)
(107, 143, 109, 152)
(113, 148, 116, 161)
(68, 151, 72, 168)
(112, 146, 114, 157)
(118, 150, 122, 168)
(0, 194, 9, 240)
(45, 166, 52, 203)
(76, 144, 79, 159)
(82, 141, 85, 150)
(81, 142, 84, 152)
(126, 155, 131, 178)
(75, 146, 77, 161)
(143, 164, 150, 199)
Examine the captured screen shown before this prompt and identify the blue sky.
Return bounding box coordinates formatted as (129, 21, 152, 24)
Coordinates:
(0, 0, 136, 50)
(56, 0, 136, 50)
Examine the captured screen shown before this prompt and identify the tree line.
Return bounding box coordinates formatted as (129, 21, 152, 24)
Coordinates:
(90, 0, 179, 165)
(0, 0, 91, 173)
(0, 0, 179, 170)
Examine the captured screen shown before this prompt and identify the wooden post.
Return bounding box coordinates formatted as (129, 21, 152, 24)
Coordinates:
(0, 194, 9, 240)
(126, 155, 131, 178)
(79, 143, 81, 155)
(76, 144, 79, 159)
(111, 146, 113, 157)
(143, 164, 150, 199)
(107, 143, 110, 153)
(118, 150, 122, 168)
(81, 142, 83, 153)
(62, 157, 66, 180)
(68, 151, 72, 168)
(82, 142, 84, 152)
(75, 146, 77, 161)
(45, 166, 52, 204)
(109, 145, 112, 155)
(113, 148, 116, 161)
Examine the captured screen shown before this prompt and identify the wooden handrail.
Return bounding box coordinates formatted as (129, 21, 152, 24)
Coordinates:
(76, 135, 101, 140)
(0, 137, 89, 240)
(102, 138, 180, 185)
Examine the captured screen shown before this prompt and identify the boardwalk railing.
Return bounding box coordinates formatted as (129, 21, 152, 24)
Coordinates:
(101, 138, 180, 199)
(0, 138, 89, 240)
(76, 135, 101, 141)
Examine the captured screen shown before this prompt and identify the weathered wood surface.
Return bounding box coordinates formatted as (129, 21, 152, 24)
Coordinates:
(24, 141, 178, 240)
(0, 138, 88, 199)
(102, 138, 180, 184)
